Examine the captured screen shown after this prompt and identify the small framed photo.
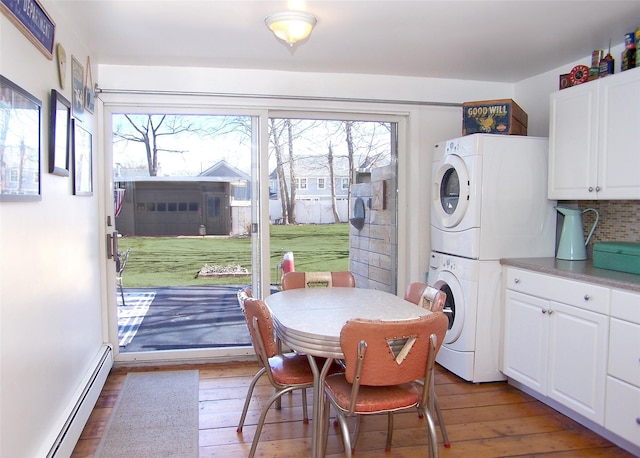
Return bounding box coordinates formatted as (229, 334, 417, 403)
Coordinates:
(84, 56, 95, 114)
(72, 120, 92, 196)
(71, 55, 84, 118)
(0, 75, 42, 201)
(49, 89, 71, 176)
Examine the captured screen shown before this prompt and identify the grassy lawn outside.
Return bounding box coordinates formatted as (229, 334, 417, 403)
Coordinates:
(118, 223, 351, 287)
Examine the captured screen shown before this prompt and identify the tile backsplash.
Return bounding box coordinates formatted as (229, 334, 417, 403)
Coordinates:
(570, 200, 640, 246)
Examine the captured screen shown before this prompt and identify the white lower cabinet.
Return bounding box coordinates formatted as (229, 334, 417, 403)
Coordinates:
(547, 300, 608, 423)
(504, 288, 608, 424)
(504, 268, 640, 453)
(605, 377, 640, 447)
(503, 290, 548, 393)
(605, 289, 640, 447)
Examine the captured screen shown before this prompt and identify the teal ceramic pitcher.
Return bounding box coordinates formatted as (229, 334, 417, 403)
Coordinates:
(556, 207, 599, 261)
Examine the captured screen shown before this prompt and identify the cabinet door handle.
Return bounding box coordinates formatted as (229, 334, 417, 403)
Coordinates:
(547, 309, 554, 315)
(584, 294, 591, 301)
(588, 186, 594, 192)
(514, 278, 520, 284)
(636, 417, 640, 425)
(541, 309, 547, 314)
(595, 186, 601, 192)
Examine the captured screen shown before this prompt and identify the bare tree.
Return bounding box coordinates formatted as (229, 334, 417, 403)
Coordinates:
(113, 114, 243, 176)
(268, 118, 321, 224)
(344, 121, 355, 213)
(327, 142, 340, 222)
(269, 118, 290, 224)
(285, 119, 297, 224)
(342, 121, 392, 209)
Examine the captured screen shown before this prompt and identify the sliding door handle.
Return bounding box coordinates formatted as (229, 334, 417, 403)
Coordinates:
(107, 231, 119, 260)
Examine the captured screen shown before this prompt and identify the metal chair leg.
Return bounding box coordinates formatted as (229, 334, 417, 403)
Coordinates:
(301, 388, 309, 423)
(331, 404, 352, 458)
(385, 411, 394, 451)
(431, 376, 450, 447)
(423, 407, 439, 458)
(237, 367, 266, 432)
(249, 386, 304, 458)
(433, 392, 450, 447)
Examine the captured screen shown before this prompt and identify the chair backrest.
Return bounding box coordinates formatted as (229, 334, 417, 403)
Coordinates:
(422, 286, 446, 313)
(340, 312, 448, 387)
(237, 287, 253, 311)
(242, 297, 279, 361)
(404, 282, 427, 305)
(282, 271, 356, 290)
(404, 282, 446, 312)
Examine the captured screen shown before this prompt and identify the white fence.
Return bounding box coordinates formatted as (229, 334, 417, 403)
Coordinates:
(231, 199, 350, 236)
(269, 199, 349, 224)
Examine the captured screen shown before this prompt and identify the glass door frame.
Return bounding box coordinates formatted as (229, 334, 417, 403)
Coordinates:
(101, 95, 268, 364)
(100, 92, 410, 364)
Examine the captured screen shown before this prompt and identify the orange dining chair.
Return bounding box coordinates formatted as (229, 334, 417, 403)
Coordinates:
(236, 295, 341, 458)
(281, 270, 356, 290)
(404, 281, 429, 306)
(404, 281, 446, 312)
(403, 282, 451, 448)
(237, 286, 253, 309)
(323, 312, 449, 457)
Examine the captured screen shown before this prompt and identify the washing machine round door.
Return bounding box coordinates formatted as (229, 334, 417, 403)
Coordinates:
(432, 154, 471, 228)
(430, 270, 465, 345)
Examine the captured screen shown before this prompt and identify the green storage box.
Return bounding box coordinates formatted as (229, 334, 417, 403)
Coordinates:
(593, 242, 640, 275)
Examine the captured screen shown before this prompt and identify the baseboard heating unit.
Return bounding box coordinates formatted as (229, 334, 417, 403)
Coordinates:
(46, 345, 113, 457)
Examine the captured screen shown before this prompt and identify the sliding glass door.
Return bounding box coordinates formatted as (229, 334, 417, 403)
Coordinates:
(102, 96, 400, 362)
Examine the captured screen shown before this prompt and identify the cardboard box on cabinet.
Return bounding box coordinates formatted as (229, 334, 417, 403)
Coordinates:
(462, 99, 528, 136)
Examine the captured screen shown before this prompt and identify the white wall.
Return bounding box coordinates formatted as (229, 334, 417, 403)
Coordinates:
(0, 1, 104, 456)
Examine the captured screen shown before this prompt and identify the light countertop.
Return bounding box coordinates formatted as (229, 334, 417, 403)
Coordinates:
(500, 257, 640, 293)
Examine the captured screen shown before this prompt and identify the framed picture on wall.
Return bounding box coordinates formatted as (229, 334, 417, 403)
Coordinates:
(84, 56, 95, 114)
(49, 89, 71, 176)
(0, 0, 55, 60)
(0, 75, 42, 201)
(72, 120, 93, 196)
(71, 55, 84, 118)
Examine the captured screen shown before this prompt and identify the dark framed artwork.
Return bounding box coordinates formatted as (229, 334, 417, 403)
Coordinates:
(84, 56, 95, 114)
(49, 89, 71, 176)
(72, 120, 92, 196)
(0, 75, 42, 201)
(71, 55, 84, 118)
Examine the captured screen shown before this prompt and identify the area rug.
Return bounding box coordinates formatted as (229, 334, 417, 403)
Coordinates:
(95, 370, 199, 458)
(118, 291, 156, 346)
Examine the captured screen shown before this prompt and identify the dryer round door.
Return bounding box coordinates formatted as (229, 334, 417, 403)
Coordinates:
(432, 154, 471, 229)
(430, 270, 465, 345)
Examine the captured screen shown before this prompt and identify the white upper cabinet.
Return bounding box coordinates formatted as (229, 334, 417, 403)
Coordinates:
(549, 67, 640, 200)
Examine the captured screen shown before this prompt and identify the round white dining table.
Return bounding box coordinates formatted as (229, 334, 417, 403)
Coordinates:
(264, 287, 431, 458)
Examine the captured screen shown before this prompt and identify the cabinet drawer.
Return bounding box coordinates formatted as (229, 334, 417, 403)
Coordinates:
(608, 318, 640, 386)
(611, 289, 640, 325)
(605, 376, 640, 447)
(505, 268, 610, 313)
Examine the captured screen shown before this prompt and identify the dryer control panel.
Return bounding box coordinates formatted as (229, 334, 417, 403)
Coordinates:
(430, 251, 461, 272)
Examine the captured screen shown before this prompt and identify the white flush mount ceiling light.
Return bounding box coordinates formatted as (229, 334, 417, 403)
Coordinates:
(265, 11, 317, 48)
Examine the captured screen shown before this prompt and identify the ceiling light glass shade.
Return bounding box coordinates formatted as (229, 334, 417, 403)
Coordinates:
(265, 11, 317, 47)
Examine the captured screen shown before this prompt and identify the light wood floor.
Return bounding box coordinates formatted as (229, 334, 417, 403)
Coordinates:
(72, 361, 632, 457)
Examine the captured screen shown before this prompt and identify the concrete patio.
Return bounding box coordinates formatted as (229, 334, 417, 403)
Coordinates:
(118, 285, 253, 352)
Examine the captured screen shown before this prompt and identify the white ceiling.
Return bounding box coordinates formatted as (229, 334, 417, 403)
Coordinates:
(53, 0, 640, 83)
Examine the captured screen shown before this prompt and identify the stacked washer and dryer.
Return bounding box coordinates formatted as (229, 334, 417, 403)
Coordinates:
(429, 134, 556, 383)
